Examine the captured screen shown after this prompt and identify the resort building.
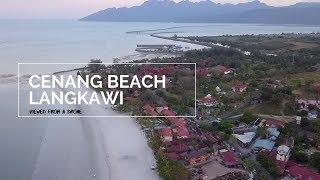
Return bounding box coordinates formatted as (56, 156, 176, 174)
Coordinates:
(160, 128, 173, 142)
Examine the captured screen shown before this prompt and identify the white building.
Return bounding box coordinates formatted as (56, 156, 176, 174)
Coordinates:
(296, 116, 302, 125)
(276, 145, 290, 162)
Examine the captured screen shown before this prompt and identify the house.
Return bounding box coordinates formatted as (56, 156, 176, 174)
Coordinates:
(160, 128, 173, 142)
(232, 82, 247, 93)
(166, 152, 179, 161)
(162, 109, 176, 117)
(171, 118, 186, 127)
(286, 162, 320, 180)
(276, 145, 290, 162)
(268, 149, 287, 175)
(263, 118, 286, 129)
(267, 128, 280, 141)
(232, 124, 255, 134)
(162, 109, 176, 122)
(216, 86, 221, 93)
(156, 106, 169, 114)
(197, 68, 210, 77)
(251, 139, 275, 152)
(296, 116, 302, 125)
(220, 150, 239, 167)
(176, 127, 190, 139)
(143, 104, 158, 116)
(198, 94, 219, 107)
(308, 110, 318, 120)
(183, 148, 211, 166)
(232, 132, 256, 147)
(297, 99, 320, 110)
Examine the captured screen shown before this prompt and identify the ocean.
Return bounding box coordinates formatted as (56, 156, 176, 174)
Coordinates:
(1, 20, 320, 74)
(0, 20, 320, 180)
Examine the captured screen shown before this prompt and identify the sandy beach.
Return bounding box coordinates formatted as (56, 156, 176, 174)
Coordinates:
(29, 72, 159, 180)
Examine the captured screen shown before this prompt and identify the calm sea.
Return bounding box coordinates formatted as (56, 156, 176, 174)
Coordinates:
(0, 20, 319, 180)
(1, 20, 320, 73)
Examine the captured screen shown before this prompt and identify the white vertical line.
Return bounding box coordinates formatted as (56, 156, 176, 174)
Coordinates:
(17, 63, 20, 118)
(194, 63, 197, 118)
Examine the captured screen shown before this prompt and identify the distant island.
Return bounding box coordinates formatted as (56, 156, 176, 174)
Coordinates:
(80, 0, 320, 25)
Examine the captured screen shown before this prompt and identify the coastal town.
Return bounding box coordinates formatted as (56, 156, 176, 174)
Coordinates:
(84, 33, 320, 180)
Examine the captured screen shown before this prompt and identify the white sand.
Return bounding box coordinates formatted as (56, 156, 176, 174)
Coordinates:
(32, 73, 159, 180)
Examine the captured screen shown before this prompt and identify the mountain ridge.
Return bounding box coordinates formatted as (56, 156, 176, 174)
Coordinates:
(80, 0, 320, 25)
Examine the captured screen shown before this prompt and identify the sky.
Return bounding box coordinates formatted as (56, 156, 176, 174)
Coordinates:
(1, 0, 320, 19)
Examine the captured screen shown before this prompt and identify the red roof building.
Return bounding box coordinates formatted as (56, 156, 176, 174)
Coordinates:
(166, 152, 179, 161)
(269, 150, 287, 174)
(171, 118, 187, 127)
(156, 106, 169, 114)
(286, 162, 320, 180)
(160, 128, 173, 142)
(162, 109, 176, 117)
(176, 127, 190, 139)
(198, 94, 219, 107)
(221, 150, 239, 167)
(265, 118, 286, 129)
(197, 68, 210, 77)
(183, 148, 211, 166)
(232, 82, 247, 93)
(143, 104, 158, 116)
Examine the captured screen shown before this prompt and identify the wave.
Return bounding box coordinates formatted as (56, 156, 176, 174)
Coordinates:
(0, 74, 31, 84)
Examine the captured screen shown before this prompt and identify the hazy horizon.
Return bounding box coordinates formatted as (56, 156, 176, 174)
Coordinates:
(1, 0, 320, 19)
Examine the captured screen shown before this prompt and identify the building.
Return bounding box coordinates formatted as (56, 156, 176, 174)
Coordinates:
(296, 116, 302, 125)
(286, 162, 320, 180)
(166, 152, 179, 161)
(220, 150, 239, 167)
(160, 128, 173, 142)
(276, 145, 290, 162)
(175, 127, 190, 139)
(155, 106, 169, 114)
(232, 82, 247, 93)
(263, 118, 286, 129)
(232, 132, 256, 147)
(143, 104, 158, 116)
(198, 94, 219, 107)
(268, 128, 280, 141)
(197, 68, 210, 77)
(183, 148, 211, 166)
(308, 110, 318, 120)
(251, 139, 275, 152)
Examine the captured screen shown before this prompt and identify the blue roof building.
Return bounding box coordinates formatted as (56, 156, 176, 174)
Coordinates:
(268, 128, 280, 141)
(251, 139, 275, 152)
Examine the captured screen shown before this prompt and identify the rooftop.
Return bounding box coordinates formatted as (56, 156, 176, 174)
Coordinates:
(233, 131, 256, 144)
(251, 139, 275, 151)
(221, 151, 238, 167)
